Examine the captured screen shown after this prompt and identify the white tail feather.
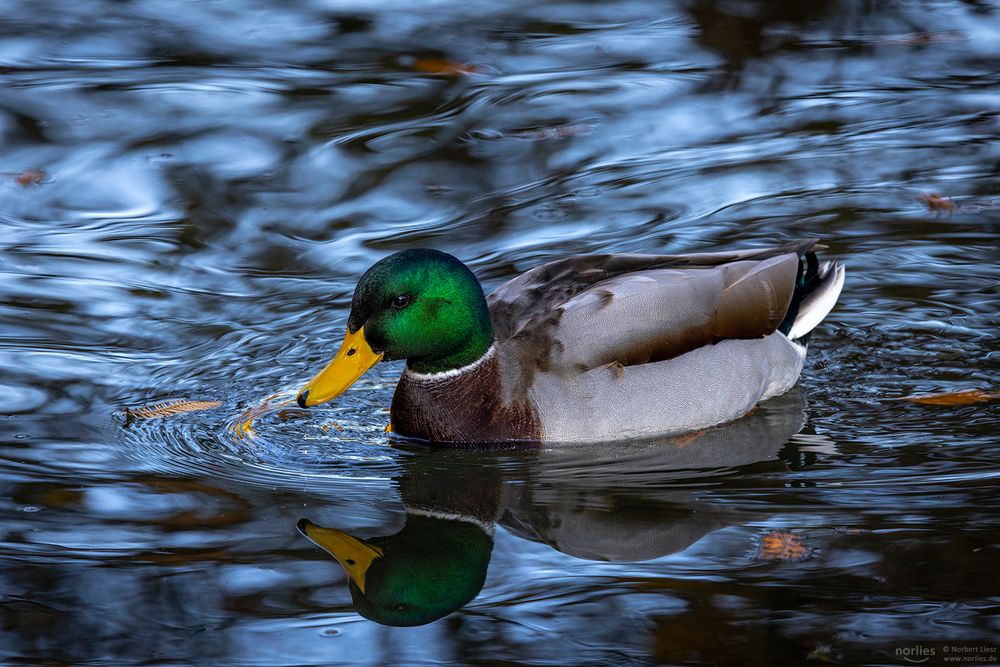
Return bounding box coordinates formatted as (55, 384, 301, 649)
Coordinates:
(788, 261, 845, 340)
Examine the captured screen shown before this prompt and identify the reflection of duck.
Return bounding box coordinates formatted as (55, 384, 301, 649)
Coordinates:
(298, 515, 493, 627)
(299, 458, 502, 627)
(499, 387, 808, 561)
(295, 240, 843, 443)
(299, 389, 809, 626)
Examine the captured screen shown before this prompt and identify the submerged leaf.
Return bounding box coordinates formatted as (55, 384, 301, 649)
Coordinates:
(918, 191, 956, 213)
(124, 400, 222, 421)
(901, 388, 999, 406)
(15, 169, 45, 187)
(410, 58, 480, 76)
(753, 530, 813, 562)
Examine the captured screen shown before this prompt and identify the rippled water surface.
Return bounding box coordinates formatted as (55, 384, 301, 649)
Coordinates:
(2, 0, 998, 664)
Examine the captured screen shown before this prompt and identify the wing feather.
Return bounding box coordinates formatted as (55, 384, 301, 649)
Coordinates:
(486, 240, 817, 390)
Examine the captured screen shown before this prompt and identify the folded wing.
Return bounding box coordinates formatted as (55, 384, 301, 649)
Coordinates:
(486, 239, 817, 385)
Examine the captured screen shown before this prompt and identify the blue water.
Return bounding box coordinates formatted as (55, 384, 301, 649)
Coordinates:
(1, 1, 998, 664)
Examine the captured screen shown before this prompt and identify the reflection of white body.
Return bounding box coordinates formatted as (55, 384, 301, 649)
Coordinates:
(500, 387, 809, 561)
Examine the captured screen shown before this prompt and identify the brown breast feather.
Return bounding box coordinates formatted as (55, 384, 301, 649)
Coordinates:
(390, 353, 540, 444)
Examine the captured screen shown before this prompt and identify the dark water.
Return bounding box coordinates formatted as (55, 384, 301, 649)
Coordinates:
(2, 0, 999, 664)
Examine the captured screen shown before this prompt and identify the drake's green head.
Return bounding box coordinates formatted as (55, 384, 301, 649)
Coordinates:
(298, 515, 493, 627)
(297, 249, 494, 408)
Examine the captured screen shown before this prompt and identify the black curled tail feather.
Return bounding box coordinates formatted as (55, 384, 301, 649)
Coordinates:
(778, 251, 819, 336)
(779, 249, 845, 342)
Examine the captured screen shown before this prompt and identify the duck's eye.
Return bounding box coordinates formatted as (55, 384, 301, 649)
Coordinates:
(392, 294, 411, 309)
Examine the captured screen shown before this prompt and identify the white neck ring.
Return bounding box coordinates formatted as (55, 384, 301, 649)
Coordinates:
(403, 344, 497, 383)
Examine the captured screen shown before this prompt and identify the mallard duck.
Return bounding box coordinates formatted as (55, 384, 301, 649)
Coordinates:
(296, 239, 844, 443)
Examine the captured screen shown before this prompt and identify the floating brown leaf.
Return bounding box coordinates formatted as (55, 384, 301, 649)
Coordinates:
(901, 388, 999, 406)
(411, 58, 480, 77)
(124, 400, 222, 420)
(15, 169, 45, 187)
(919, 192, 956, 213)
(754, 530, 812, 562)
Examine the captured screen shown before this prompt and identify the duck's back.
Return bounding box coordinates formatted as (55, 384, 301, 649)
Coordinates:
(486, 239, 844, 442)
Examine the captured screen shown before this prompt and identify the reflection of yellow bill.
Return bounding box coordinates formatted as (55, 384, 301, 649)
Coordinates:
(298, 519, 383, 594)
(297, 326, 383, 408)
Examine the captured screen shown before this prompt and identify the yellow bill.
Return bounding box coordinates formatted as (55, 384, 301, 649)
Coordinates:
(298, 519, 383, 594)
(297, 326, 383, 408)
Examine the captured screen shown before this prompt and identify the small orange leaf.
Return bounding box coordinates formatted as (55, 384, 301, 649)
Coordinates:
(901, 388, 999, 406)
(754, 530, 812, 562)
(15, 169, 45, 187)
(124, 400, 222, 420)
(411, 58, 480, 77)
(919, 192, 956, 213)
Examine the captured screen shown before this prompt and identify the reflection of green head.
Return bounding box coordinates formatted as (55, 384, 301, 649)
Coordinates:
(298, 514, 494, 627)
